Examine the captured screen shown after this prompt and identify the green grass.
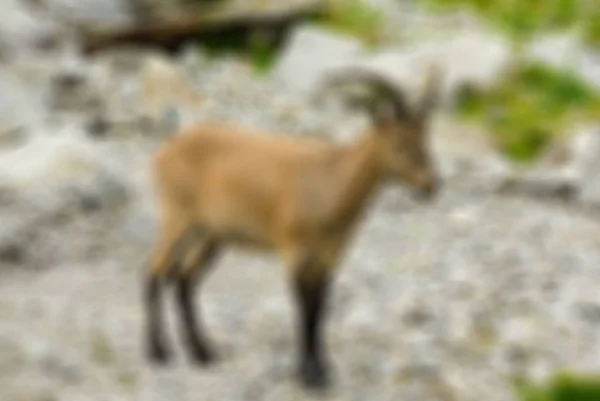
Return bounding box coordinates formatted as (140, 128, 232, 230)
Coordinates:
(418, 0, 600, 47)
(191, 0, 386, 74)
(455, 62, 600, 163)
(194, 29, 280, 76)
(314, 0, 386, 47)
(248, 31, 280, 76)
(515, 372, 600, 401)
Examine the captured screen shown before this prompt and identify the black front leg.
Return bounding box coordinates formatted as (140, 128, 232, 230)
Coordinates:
(293, 262, 332, 389)
(146, 274, 171, 364)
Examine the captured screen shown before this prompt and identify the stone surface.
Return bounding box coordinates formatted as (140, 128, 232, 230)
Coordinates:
(498, 124, 600, 205)
(139, 52, 203, 131)
(0, 0, 61, 56)
(527, 32, 600, 90)
(273, 24, 365, 97)
(47, 0, 134, 25)
(569, 125, 600, 205)
(318, 27, 513, 109)
(0, 71, 46, 137)
(0, 126, 132, 269)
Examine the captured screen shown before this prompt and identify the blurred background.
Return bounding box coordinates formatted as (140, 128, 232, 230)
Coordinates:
(1, 0, 600, 400)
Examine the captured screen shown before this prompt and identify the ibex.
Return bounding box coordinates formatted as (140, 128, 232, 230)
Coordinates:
(145, 67, 443, 389)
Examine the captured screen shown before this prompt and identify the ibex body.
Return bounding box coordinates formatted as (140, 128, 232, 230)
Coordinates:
(145, 69, 442, 389)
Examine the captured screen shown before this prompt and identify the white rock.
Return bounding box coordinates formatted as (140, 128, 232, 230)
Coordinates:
(430, 114, 512, 185)
(448, 204, 480, 228)
(0, 126, 131, 267)
(139, 53, 203, 130)
(570, 125, 600, 205)
(501, 316, 541, 345)
(319, 27, 512, 108)
(578, 51, 600, 90)
(0, 71, 45, 136)
(438, 29, 512, 93)
(272, 25, 365, 97)
(527, 32, 600, 90)
(0, 0, 59, 54)
(48, 0, 134, 25)
(501, 124, 600, 204)
(527, 33, 585, 71)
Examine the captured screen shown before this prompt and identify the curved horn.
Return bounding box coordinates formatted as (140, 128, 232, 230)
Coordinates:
(319, 66, 413, 118)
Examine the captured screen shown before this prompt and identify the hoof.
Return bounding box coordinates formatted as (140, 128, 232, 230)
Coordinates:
(298, 359, 331, 390)
(148, 343, 171, 366)
(189, 344, 218, 366)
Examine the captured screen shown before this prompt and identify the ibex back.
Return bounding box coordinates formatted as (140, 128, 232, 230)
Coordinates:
(145, 67, 443, 390)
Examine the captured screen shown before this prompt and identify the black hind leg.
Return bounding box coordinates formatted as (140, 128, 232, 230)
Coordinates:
(176, 239, 222, 365)
(146, 274, 171, 364)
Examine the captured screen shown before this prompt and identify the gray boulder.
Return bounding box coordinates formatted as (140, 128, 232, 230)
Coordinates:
(0, 129, 132, 269)
(272, 25, 365, 97)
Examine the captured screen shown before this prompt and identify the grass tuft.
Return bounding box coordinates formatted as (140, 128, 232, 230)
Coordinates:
(316, 0, 386, 47)
(514, 371, 600, 401)
(455, 62, 600, 163)
(418, 0, 600, 47)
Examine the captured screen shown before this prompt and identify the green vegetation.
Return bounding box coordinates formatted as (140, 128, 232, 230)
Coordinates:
(193, 0, 386, 74)
(194, 29, 280, 76)
(248, 31, 280, 75)
(316, 0, 386, 47)
(455, 62, 600, 162)
(419, 0, 600, 47)
(515, 372, 600, 401)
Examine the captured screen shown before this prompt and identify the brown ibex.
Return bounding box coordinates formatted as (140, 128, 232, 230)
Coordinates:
(145, 67, 443, 389)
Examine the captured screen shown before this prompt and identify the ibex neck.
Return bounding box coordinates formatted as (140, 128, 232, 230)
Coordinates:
(330, 132, 382, 232)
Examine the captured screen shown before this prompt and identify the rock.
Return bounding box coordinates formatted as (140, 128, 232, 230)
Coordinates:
(139, 53, 203, 132)
(527, 33, 600, 90)
(498, 170, 578, 202)
(575, 302, 600, 325)
(578, 50, 600, 91)
(0, 127, 30, 152)
(318, 27, 512, 108)
(47, 51, 105, 114)
(498, 124, 600, 205)
(117, 207, 156, 250)
(437, 28, 512, 94)
(527, 33, 584, 71)
(430, 114, 513, 187)
(0, 0, 60, 55)
(47, 0, 134, 26)
(342, 302, 378, 332)
(0, 128, 132, 269)
(177, 43, 210, 77)
(0, 71, 45, 139)
(85, 115, 112, 138)
(0, 335, 27, 374)
(129, 0, 224, 22)
(569, 125, 600, 206)
(272, 24, 365, 97)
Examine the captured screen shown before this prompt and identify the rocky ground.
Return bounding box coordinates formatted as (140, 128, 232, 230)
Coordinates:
(2, 1, 600, 400)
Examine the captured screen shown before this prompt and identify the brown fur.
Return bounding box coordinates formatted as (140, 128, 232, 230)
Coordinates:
(144, 68, 443, 389)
